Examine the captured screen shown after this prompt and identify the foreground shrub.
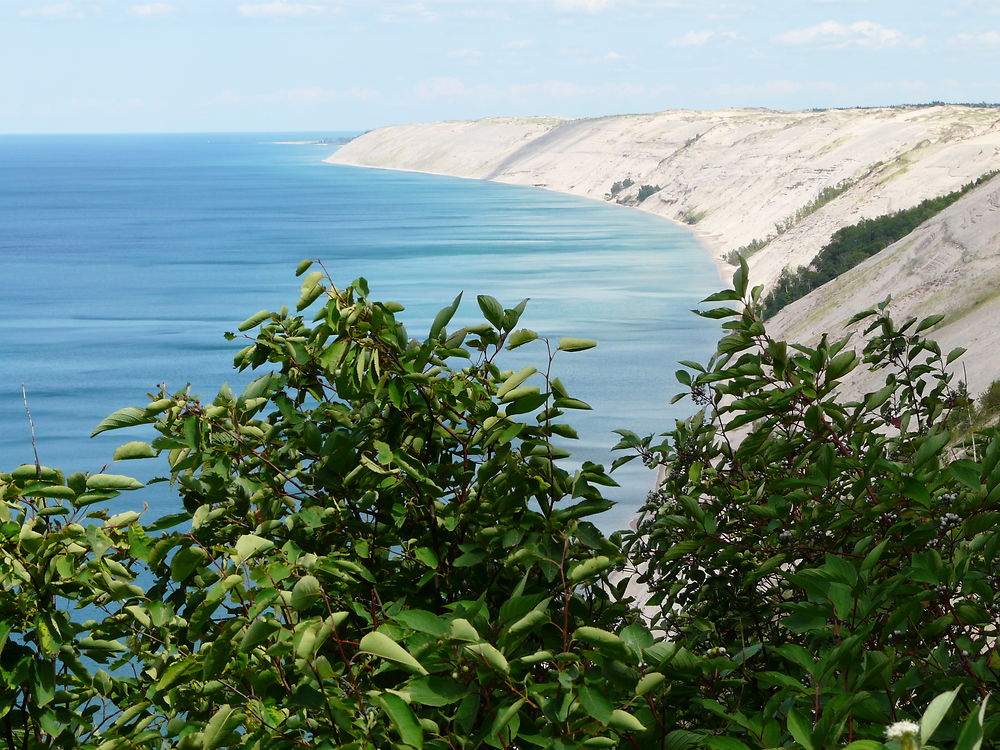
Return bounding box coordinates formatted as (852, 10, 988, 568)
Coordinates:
(623, 259, 999, 749)
(0, 259, 995, 748)
(2, 264, 658, 749)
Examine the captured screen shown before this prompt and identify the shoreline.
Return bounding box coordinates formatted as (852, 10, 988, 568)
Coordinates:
(324, 107, 1000, 294)
(322, 155, 732, 287)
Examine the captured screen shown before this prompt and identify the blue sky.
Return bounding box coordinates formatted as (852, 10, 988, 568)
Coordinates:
(3, 0, 1000, 133)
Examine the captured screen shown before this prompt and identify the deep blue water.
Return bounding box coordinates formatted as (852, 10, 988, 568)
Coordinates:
(0, 133, 719, 529)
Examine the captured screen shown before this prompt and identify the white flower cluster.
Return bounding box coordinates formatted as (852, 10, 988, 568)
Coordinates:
(885, 720, 920, 740)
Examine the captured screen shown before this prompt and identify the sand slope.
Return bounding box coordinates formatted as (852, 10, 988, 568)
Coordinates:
(330, 107, 1000, 287)
(329, 106, 1000, 394)
(769, 174, 1000, 395)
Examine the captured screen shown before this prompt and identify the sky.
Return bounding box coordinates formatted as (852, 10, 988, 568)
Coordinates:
(2, 0, 1000, 133)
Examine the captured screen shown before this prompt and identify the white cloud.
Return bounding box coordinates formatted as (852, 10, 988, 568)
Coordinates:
(20, 2, 89, 19)
(236, 2, 331, 18)
(448, 48, 484, 63)
(669, 29, 739, 46)
(774, 20, 920, 49)
(127, 3, 177, 17)
(506, 39, 536, 49)
(952, 31, 1000, 45)
(554, 0, 616, 12)
(460, 7, 511, 21)
(378, 2, 438, 22)
(583, 50, 631, 66)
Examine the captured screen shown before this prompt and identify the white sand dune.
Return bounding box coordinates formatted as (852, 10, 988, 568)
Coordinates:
(770, 175, 1000, 395)
(329, 106, 1000, 394)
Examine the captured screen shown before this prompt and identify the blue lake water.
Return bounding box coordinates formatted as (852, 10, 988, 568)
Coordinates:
(0, 133, 720, 530)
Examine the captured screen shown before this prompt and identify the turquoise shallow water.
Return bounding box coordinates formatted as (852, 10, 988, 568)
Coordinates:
(0, 133, 719, 530)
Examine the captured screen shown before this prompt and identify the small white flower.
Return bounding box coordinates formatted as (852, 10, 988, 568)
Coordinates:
(886, 721, 920, 741)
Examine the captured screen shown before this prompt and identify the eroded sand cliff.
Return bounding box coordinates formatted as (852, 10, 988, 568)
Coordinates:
(328, 106, 1000, 393)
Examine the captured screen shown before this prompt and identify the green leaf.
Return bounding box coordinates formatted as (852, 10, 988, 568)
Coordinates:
(864, 384, 895, 411)
(429, 292, 463, 339)
(567, 555, 613, 582)
(111, 701, 152, 730)
(507, 610, 548, 636)
(31, 660, 55, 707)
(113, 441, 155, 461)
(463, 642, 509, 673)
(239, 619, 279, 652)
(920, 687, 961, 745)
(395, 610, 448, 636)
(704, 738, 752, 750)
(489, 699, 525, 744)
(233, 534, 274, 565)
(913, 429, 950, 468)
(79, 637, 128, 653)
(506, 329, 538, 350)
(916, 313, 945, 332)
(10, 464, 63, 482)
(577, 684, 612, 725)
(607, 709, 646, 733)
(782, 611, 827, 634)
(500, 385, 539, 404)
(841, 742, 883, 750)
(106, 510, 141, 527)
(702, 289, 743, 302)
(477, 295, 504, 329)
(359, 631, 429, 674)
(574, 626, 623, 647)
(697, 306, 740, 319)
(297, 282, 325, 311)
(295, 258, 313, 276)
(902, 477, 930, 506)
(202, 704, 236, 750)
(238, 309, 272, 331)
(379, 693, 423, 749)
(23, 484, 75, 500)
(91, 406, 153, 437)
(635, 672, 665, 696)
(413, 547, 439, 569)
(86, 473, 144, 491)
(170, 546, 208, 582)
(406, 676, 466, 706)
(290, 574, 321, 610)
(828, 582, 854, 620)
(156, 658, 195, 692)
(949, 459, 981, 490)
(553, 397, 592, 410)
(733, 257, 749, 296)
(827, 350, 857, 381)
(954, 694, 990, 750)
(497, 367, 537, 399)
(557, 337, 597, 352)
(787, 708, 814, 750)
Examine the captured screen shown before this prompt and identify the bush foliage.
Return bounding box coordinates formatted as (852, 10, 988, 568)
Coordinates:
(1, 260, 997, 748)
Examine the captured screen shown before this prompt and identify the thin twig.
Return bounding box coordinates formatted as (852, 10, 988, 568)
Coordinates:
(21, 383, 41, 479)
